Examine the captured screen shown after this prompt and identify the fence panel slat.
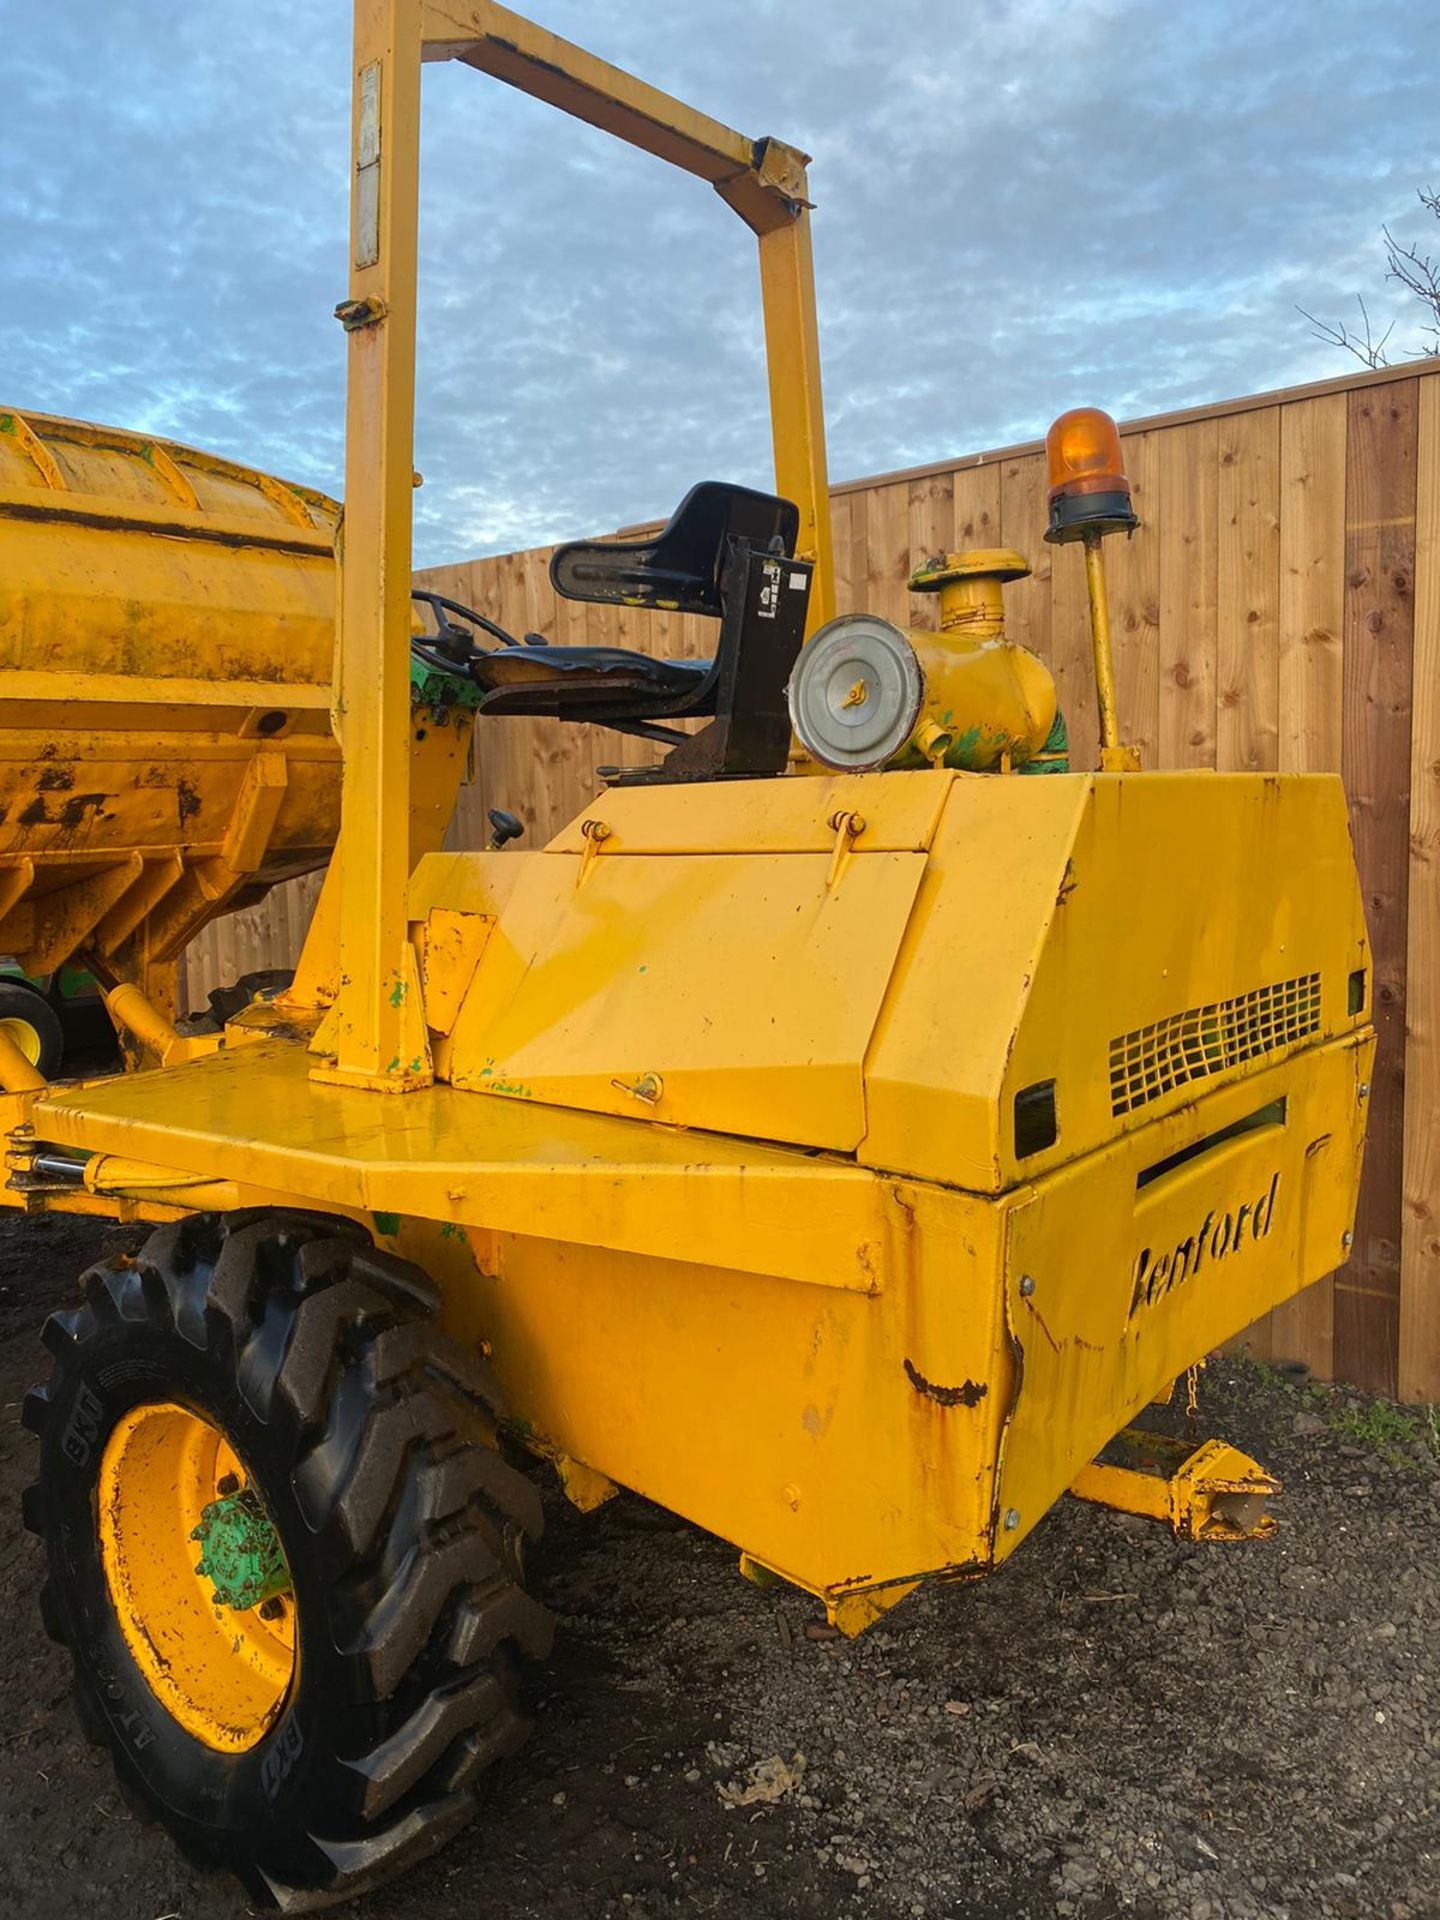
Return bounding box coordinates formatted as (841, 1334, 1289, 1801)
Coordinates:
(862, 482, 912, 629)
(1050, 508, 1099, 773)
(907, 473, 954, 632)
(998, 455, 1052, 667)
(951, 464, 1001, 549)
(1110, 431, 1161, 766)
(1159, 419, 1220, 769)
(1335, 380, 1419, 1395)
(1263, 392, 1349, 1375)
(1217, 409, 1281, 775)
(1400, 375, 1440, 1401)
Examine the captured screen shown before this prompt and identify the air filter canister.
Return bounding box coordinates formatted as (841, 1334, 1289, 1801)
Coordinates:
(786, 614, 923, 772)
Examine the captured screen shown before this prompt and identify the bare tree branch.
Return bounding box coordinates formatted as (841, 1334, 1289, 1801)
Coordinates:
(1304, 185, 1440, 368)
(1297, 295, 1396, 370)
(1383, 188, 1440, 356)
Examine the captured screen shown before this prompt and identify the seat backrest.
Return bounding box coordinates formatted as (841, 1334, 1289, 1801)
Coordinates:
(550, 481, 799, 617)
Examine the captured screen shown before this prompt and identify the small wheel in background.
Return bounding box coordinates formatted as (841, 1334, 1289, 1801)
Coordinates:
(0, 978, 65, 1079)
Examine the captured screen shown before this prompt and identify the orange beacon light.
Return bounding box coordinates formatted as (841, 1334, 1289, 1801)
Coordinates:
(1041, 405, 1137, 767)
(1044, 407, 1138, 544)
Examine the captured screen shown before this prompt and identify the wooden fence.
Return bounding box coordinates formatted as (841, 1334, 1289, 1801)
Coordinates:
(183, 357, 1440, 1402)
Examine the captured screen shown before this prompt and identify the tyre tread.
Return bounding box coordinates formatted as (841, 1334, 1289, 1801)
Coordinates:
(23, 1206, 551, 1910)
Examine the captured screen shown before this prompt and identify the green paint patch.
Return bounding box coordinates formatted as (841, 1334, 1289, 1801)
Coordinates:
(388, 978, 408, 1007)
(410, 656, 484, 710)
(475, 1057, 530, 1097)
(191, 1488, 290, 1612)
(372, 1211, 401, 1238)
(945, 725, 985, 768)
(1020, 708, 1071, 776)
(438, 1219, 466, 1240)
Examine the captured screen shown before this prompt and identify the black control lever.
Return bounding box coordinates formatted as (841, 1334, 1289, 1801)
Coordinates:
(487, 809, 525, 850)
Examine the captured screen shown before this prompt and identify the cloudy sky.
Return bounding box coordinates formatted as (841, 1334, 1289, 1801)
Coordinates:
(3, 1, 1435, 566)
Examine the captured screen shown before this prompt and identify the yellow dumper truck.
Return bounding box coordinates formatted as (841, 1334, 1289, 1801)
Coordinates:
(14, 3, 1371, 1908)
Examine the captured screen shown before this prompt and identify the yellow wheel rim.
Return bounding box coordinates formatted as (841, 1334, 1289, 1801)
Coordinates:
(97, 1402, 297, 1753)
(0, 1015, 42, 1065)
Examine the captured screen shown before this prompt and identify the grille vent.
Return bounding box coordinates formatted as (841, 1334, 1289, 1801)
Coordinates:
(1109, 974, 1321, 1117)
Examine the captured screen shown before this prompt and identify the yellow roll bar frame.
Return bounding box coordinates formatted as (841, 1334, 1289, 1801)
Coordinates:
(326, 0, 836, 1088)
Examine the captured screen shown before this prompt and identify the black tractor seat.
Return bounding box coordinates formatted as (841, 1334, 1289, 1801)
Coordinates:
(471, 645, 713, 717)
(412, 479, 814, 780)
(551, 478, 798, 617)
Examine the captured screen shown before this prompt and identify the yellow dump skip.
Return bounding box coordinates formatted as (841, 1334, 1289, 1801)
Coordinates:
(0, 406, 344, 1000)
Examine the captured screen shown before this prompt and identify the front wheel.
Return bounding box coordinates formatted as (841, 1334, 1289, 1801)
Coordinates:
(23, 1208, 553, 1909)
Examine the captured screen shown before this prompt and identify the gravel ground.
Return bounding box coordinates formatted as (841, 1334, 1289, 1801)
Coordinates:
(0, 1211, 1435, 1920)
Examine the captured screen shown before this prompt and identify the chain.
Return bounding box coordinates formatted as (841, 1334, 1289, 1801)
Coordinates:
(1185, 1360, 1204, 1421)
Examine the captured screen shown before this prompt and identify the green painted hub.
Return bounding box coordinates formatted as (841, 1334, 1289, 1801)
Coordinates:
(410, 655, 483, 710)
(190, 1488, 291, 1612)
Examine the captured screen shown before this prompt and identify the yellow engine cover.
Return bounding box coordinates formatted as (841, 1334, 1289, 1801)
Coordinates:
(412, 767, 1369, 1188)
(861, 767, 1369, 1191)
(421, 773, 947, 1149)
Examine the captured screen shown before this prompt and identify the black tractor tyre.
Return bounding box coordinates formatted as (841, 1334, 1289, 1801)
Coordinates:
(22, 1208, 554, 1911)
(0, 977, 65, 1078)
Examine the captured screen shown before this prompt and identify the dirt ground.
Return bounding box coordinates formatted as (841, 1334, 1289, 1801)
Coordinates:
(0, 1212, 1435, 1920)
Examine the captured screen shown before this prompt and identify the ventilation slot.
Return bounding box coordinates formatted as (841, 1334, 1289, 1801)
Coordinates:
(1109, 974, 1321, 1117)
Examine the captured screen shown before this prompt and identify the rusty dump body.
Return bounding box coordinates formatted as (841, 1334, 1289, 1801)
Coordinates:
(0, 406, 343, 1012)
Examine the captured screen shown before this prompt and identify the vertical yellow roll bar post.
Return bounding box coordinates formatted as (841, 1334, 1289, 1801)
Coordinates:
(324, 0, 837, 1090)
(320, 0, 428, 1092)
